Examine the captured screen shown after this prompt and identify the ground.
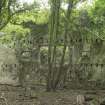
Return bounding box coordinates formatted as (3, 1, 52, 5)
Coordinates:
(0, 84, 105, 105)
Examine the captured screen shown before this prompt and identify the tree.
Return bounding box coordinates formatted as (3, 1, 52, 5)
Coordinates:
(52, 0, 73, 89)
(0, 0, 38, 30)
(0, 0, 11, 30)
(46, 0, 83, 91)
(47, 0, 61, 91)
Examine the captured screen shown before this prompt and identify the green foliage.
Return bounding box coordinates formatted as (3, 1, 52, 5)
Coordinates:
(0, 23, 30, 44)
(0, 8, 49, 45)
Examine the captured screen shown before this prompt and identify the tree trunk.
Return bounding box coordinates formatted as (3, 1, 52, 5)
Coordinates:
(46, 0, 61, 91)
(53, 0, 73, 90)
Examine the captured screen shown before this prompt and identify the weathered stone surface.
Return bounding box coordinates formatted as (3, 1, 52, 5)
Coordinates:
(0, 45, 18, 84)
